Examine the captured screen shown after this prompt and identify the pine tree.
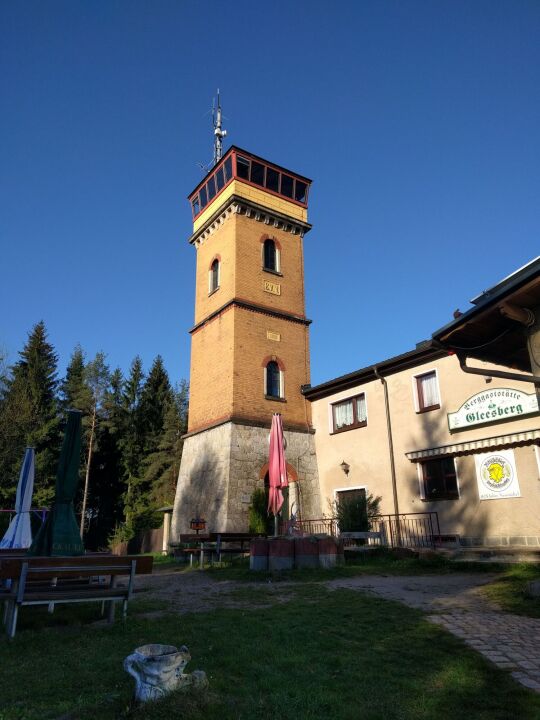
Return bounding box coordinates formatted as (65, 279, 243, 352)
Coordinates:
(139, 356, 172, 453)
(79, 352, 110, 537)
(128, 356, 173, 531)
(0, 322, 61, 505)
(84, 367, 126, 549)
(61, 345, 92, 413)
(143, 382, 188, 508)
(120, 356, 145, 525)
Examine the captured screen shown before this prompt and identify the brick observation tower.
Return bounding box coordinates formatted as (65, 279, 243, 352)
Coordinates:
(171, 145, 321, 536)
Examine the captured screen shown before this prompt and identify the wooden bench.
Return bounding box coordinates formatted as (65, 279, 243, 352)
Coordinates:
(0, 554, 153, 638)
(171, 533, 261, 568)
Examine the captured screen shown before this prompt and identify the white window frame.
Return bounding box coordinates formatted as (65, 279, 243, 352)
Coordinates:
(262, 239, 281, 273)
(416, 456, 460, 501)
(412, 368, 441, 413)
(328, 393, 368, 434)
(264, 363, 284, 399)
(208, 259, 220, 294)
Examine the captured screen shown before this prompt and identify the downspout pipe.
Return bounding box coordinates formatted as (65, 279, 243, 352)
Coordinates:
(373, 366, 400, 524)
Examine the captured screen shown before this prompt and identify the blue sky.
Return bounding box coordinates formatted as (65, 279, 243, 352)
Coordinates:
(1, 1, 539, 387)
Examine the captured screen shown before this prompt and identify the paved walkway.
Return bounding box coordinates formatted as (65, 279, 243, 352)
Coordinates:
(326, 574, 540, 692)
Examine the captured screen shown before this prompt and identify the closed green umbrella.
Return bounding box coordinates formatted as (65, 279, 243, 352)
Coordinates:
(28, 410, 85, 556)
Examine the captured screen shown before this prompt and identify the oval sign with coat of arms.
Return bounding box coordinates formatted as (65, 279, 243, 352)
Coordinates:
(474, 449, 521, 500)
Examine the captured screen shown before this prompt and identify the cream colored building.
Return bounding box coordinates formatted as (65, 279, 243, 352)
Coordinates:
(304, 342, 540, 547)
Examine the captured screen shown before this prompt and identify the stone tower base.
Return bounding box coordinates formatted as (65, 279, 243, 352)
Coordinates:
(171, 422, 321, 540)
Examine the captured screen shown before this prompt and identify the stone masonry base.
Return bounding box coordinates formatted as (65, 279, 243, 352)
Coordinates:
(171, 422, 321, 540)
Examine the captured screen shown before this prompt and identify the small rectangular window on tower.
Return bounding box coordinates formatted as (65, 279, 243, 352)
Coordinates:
(199, 185, 208, 208)
(281, 174, 293, 198)
(216, 167, 225, 191)
(224, 156, 233, 181)
(192, 197, 200, 217)
(266, 167, 280, 193)
(295, 181, 307, 203)
(250, 161, 265, 187)
(207, 175, 216, 201)
(236, 155, 250, 179)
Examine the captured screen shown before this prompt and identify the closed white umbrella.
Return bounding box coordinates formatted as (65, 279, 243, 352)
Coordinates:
(0, 447, 35, 549)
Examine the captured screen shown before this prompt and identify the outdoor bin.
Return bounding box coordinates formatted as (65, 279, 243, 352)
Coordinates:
(319, 536, 339, 568)
(249, 538, 269, 571)
(268, 537, 294, 571)
(294, 536, 319, 569)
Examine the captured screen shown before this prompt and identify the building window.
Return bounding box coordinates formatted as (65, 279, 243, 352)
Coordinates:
(263, 239, 280, 273)
(209, 258, 220, 294)
(265, 360, 283, 399)
(419, 457, 459, 501)
(332, 394, 367, 433)
(414, 370, 440, 412)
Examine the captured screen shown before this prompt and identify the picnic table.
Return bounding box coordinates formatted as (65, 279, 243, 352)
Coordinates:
(171, 532, 262, 568)
(0, 553, 153, 638)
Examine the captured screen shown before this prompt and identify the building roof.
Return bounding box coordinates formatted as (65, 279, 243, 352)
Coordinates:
(302, 341, 447, 401)
(432, 256, 540, 372)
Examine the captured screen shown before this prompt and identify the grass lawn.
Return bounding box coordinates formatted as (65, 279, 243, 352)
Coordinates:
(1, 584, 539, 719)
(481, 563, 540, 617)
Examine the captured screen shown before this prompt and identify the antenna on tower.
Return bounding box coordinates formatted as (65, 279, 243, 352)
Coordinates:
(212, 89, 227, 166)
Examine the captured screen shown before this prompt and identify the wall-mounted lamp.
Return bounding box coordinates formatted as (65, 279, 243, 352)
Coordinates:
(340, 460, 350, 476)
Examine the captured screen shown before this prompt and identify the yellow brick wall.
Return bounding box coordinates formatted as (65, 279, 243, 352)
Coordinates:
(193, 179, 307, 233)
(188, 197, 312, 434)
(188, 309, 235, 432)
(234, 214, 306, 318)
(232, 307, 312, 429)
(193, 216, 237, 326)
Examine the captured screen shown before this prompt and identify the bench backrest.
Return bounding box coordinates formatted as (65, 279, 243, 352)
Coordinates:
(0, 554, 153, 580)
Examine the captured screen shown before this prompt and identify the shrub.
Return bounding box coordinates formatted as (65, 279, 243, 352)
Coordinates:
(333, 493, 382, 533)
(248, 488, 273, 535)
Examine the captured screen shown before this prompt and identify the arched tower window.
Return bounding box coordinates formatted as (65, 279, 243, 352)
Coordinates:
(209, 258, 220, 294)
(265, 360, 282, 399)
(263, 238, 280, 272)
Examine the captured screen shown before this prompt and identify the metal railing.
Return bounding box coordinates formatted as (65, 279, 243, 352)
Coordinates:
(376, 512, 440, 549)
(280, 512, 440, 549)
(280, 517, 338, 537)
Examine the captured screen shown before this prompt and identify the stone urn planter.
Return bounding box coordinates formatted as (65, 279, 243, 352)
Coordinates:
(124, 643, 208, 703)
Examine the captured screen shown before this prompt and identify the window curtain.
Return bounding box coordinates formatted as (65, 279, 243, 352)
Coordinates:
(335, 400, 353, 428)
(356, 395, 367, 423)
(420, 373, 439, 407)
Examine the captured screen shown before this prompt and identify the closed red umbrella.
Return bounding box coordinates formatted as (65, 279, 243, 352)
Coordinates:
(268, 413, 288, 535)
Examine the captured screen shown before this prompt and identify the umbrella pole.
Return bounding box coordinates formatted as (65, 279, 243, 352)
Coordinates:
(274, 515, 278, 537)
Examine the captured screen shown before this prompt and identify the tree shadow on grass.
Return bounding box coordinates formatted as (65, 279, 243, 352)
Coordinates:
(1, 586, 539, 720)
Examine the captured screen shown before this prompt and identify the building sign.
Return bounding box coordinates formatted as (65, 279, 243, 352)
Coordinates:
(448, 388, 539, 431)
(474, 449, 521, 500)
(267, 330, 281, 342)
(263, 280, 281, 296)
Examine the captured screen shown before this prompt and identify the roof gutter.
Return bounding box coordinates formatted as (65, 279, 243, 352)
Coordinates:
(457, 354, 540, 386)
